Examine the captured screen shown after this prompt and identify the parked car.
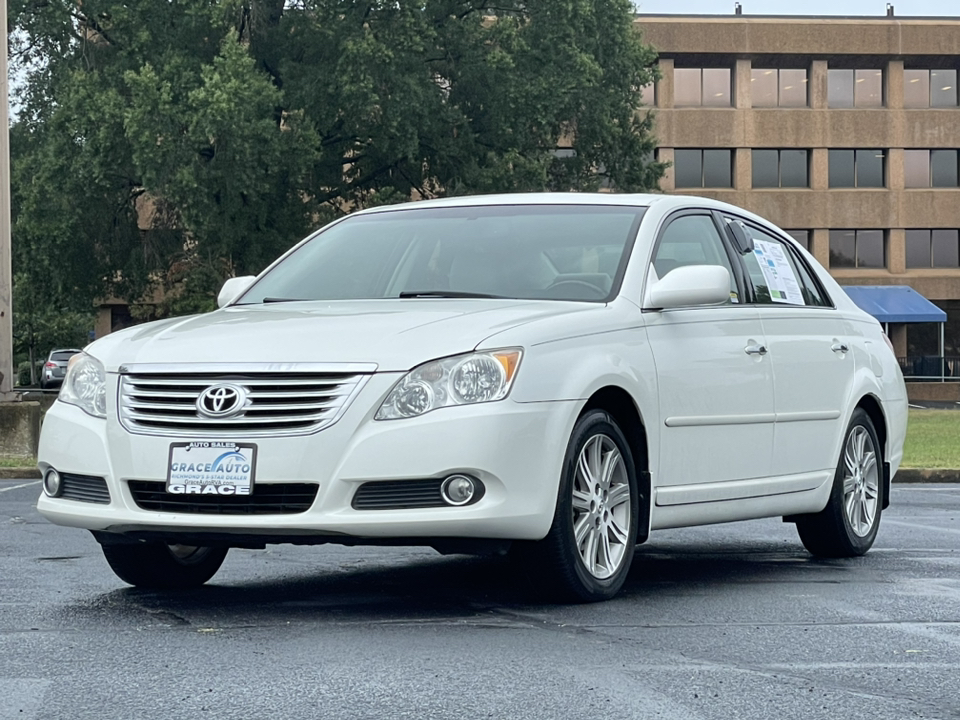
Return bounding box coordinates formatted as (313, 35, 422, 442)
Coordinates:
(36, 194, 907, 601)
(40, 349, 82, 389)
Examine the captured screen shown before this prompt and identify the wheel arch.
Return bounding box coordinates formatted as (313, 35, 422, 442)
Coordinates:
(855, 393, 890, 510)
(579, 385, 652, 544)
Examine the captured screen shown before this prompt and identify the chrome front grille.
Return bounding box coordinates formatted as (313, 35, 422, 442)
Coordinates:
(118, 363, 373, 437)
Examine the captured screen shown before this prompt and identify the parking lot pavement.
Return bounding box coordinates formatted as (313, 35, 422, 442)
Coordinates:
(2, 480, 959, 720)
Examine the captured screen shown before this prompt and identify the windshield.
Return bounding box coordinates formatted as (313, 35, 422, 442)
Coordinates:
(238, 204, 646, 304)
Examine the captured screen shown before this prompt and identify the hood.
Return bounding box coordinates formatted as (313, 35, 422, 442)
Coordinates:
(87, 299, 600, 373)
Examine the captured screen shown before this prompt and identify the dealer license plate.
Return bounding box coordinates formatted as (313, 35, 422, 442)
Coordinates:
(166, 442, 257, 496)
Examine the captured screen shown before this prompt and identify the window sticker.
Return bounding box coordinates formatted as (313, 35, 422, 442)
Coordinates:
(752, 239, 804, 305)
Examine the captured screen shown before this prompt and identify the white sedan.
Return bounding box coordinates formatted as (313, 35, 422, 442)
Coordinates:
(37, 193, 907, 602)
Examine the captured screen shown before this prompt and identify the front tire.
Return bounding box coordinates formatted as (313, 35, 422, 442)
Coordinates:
(797, 408, 883, 558)
(100, 542, 228, 589)
(517, 410, 639, 603)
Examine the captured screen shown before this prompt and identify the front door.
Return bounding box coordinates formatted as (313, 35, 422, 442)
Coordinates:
(644, 212, 776, 495)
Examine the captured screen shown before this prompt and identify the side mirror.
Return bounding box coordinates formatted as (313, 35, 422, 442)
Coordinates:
(647, 265, 731, 310)
(217, 276, 256, 308)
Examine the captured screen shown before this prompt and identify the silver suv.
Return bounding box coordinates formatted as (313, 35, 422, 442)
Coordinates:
(41, 349, 82, 389)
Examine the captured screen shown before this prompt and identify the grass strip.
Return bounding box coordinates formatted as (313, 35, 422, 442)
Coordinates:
(902, 408, 960, 469)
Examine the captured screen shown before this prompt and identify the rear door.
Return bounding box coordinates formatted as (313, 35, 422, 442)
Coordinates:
(734, 219, 854, 478)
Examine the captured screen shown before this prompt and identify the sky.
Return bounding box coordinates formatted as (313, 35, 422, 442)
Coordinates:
(634, 0, 960, 15)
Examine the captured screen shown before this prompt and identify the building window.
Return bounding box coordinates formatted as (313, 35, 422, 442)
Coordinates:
(829, 230, 885, 268)
(674, 149, 733, 188)
(674, 68, 731, 107)
(828, 149, 885, 188)
(906, 229, 960, 268)
(904, 69, 959, 108)
(828, 69, 883, 108)
(905, 150, 960, 188)
(639, 81, 656, 106)
(904, 150, 930, 187)
(932, 150, 960, 187)
(752, 149, 808, 188)
(784, 230, 810, 251)
(751, 69, 808, 107)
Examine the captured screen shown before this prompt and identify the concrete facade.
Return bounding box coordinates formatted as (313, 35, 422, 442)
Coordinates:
(0, 401, 41, 458)
(638, 14, 960, 362)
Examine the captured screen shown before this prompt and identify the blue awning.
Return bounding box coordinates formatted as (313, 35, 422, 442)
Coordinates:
(841, 285, 947, 324)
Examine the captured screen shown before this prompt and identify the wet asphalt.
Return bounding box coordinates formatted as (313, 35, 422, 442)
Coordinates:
(2, 480, 959, 720)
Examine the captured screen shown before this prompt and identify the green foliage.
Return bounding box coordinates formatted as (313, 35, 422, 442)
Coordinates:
(10, 0, 664, 329)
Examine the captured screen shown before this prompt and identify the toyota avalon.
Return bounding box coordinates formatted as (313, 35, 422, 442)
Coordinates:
(36, 193, 908, 602)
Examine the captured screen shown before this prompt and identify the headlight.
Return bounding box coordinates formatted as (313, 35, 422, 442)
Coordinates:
(59, 353, 107, 418)
(376, 349, 522, 420)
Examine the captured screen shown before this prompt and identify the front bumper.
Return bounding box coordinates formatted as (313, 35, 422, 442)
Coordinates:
(37, 374, 578, 543)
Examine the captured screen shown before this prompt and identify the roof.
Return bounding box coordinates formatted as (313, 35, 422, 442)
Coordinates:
(353, 192, 668, 216)
(841, 285, 947, 324)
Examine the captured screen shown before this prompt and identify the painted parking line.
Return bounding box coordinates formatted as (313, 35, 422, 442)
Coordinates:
(0, 481, 41, 494)
(885, 519, 960, 536)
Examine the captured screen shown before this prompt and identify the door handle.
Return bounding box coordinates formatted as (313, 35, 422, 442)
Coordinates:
(831, 342, 849, 354)
(745, 344, 767, 356)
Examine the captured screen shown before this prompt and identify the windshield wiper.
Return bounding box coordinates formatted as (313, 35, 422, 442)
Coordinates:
(398, 290, 503, 299)
(261, 297, 309, 303)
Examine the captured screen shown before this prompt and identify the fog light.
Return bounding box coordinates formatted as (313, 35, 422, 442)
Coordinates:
(43, 468, 62, 498)
(441, 474, 477, 506)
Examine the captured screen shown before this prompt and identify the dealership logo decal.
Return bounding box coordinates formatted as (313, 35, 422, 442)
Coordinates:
(167, 441, 256, 496)
(196, 384, 246, 418)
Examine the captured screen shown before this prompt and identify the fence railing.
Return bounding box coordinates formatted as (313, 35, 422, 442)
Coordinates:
(896, 356, 960, 381)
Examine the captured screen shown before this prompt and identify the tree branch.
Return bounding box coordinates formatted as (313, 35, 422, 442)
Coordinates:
(69, 9, 122, 49)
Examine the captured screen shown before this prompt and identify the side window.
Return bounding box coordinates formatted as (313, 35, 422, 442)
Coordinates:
(653, 214, 738, 303)
(790, 252, 831, 307)
(739, 223, 829, 307)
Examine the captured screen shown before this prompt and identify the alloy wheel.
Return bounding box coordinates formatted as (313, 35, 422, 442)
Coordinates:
(571, 434, 632, 579)
(842, 425, 880, 537)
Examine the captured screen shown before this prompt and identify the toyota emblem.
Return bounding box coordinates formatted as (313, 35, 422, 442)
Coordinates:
(196, 384, 246, 418)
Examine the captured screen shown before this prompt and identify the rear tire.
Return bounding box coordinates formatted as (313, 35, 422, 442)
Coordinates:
(797, 408, 883, 558)
(100, 542, 228, 589)
(515, 410, 639, 603)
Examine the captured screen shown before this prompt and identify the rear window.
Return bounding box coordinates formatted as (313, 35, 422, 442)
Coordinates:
(51, 351, 79, 362)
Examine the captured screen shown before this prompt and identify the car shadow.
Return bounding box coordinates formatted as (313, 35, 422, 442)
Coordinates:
(58, 539, 862, 626)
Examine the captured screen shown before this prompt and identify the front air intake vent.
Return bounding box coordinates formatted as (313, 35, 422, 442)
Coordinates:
(60, 473, 111, 504)
(352, 479, 485, 510)
(128, 481, 318, 515)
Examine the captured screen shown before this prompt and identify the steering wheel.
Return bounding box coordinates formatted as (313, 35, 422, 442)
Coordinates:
(545, 279, 608, 300)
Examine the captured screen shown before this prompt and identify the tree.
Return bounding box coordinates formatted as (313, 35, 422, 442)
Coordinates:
(10, 0, 664, 325)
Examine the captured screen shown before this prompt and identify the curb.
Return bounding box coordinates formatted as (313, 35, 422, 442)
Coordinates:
(0, 467, 40, 480)
(894, 468, 960, 483)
